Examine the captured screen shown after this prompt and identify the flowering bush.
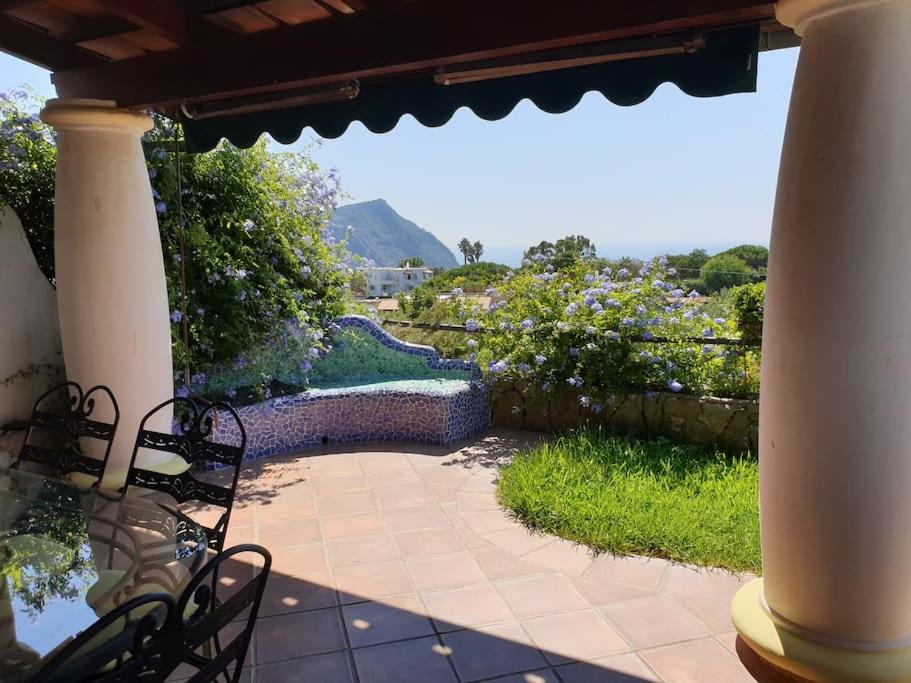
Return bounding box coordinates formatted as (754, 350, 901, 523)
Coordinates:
(464, 256, 759, 403)
(0, 89, 361, 401)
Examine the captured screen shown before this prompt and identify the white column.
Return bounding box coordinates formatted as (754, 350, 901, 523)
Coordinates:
(732, 1, 911, 680)
(40, 99, 173, 488)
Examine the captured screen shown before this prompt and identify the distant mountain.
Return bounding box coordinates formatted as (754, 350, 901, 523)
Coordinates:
(328, 199, 459, 269)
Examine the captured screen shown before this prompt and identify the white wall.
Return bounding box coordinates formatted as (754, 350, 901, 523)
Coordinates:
(0, 205, 63, 457)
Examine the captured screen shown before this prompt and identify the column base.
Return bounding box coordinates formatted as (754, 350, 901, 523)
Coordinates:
(732, 579, 911, 683)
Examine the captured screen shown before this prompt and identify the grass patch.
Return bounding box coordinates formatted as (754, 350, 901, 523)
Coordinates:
(496, 428, 760, 573)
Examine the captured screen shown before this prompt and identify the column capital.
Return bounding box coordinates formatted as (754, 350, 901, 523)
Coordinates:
(777, 0, 903, 35)
(40, 98, 152, 134)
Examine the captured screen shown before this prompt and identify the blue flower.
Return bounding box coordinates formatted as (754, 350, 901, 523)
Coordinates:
(520, 318, 534, 330)
(669, 288, 684, 298)
(620, 317, 635, 327)
(702, 328, 714, 338)
(148, 168, 157, 179)
(170, 309, 182, 323)
(714, 317, 726, 325)
(542, 382, 552, 391)
(569, 347, 580, 358)
(668, 379, 684, 393)
(635, 304, 647, 316)
(236, 291, 247, 302)
(606, 330, 620, 340)
(567, 376, 584, 388)
(488, 360, 508, 373)
(155, 201, 166, 214)
(175, 385, 190, 398)
(309, 347, 320, 358)
(172, 253, 181, 263)
(642, 331, 654, 341)
(225, 388, 237, 399)
(299, 360, 312, 373)
(644, 391, 658, 400)
(688, 290, 701, 298)
(300, 265, 312, 277)
(243, 219, 255, 233)
(467, 339, 478, 348)
(451, 287, 464, 297)
(579, 396, 591, 407)
(465, 318, 480, 332)
(592, 402, 603, 414)
(517, 362, 531, 372)
(565, 303, 578, 315)
(534, 354, 546, 365)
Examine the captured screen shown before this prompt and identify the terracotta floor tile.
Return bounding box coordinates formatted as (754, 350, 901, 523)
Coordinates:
(522, 539, 594, 577)
(405, 552, 487, 591)
(256, 608, 346, 663)
(660, 564, 753, 603)
(365, 468, 423, 488)
(226, 525, 256, 546)
(382, 505, 451, 533)
(428, 480, 467, 502)
(357, 453, 414, 472)
(484, 670, 559, 683)
(556, 653, 660, 682)
(672, 593, 736, 634)
(417, 464, 474, 484)
(496, 574, 590, 618)
(524, 611, 629, 666)
(421, 583, 514, 632)
(458, 470, 499, 493)
(375, 484, 436, 511)
(443, 622, 548, 682)
(323, 512, 388, 540)
(317, 491, 377, 516)
(259, 518, 322, 547)
(457, 491, 501, 512)
(602, 594, 708, 650)
(314, 473, 370, 497)
(352, 636, 457, 683)
(333, 560, 416, 604)
(716, 630, 739, 654)
(268, 543, 329, 577)
(394, 528, 465, 559)
(572, 577, 655, 607)
(257, 495, 317, 521)
(255, 652, 355, 683)
(342, 594, 434, 648)
(328, 535, 400, 568)
(472, 547, 550, 581)
(458, 509, 518, 535)
(639, 637, 755, 683)
(259, 572, 337, 616)
(483, 527, 553, 556)
(581, 554, 668, 590)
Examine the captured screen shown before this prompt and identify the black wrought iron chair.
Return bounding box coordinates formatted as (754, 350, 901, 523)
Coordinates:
(37, 592, 180, 683)
(12, 381, 120, 489)
(176, 544, 271, 683)
(121, 397, 247, 554)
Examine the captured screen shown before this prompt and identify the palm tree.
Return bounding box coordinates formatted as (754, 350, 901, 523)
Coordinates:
(457, 238, 472, 264)
(472, 241, 484, 264)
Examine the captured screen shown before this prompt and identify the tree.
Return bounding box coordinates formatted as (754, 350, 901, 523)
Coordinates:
(524, 235, 596, 270)
(457, 238, 472, 265)
(398, 256, 424, 267)
(699, 254, 752, 293)
(1, 88, 353, 392)
(719, 244, 769, 270)
(665, 249, 710, 276)
(471, 241, 484, 264)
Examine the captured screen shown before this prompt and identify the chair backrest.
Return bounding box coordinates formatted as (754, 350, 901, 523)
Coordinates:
(39, 592, 179, 683)
(123, 397, 246, 553)
(14, 382, 119, 486)
(176, 544, 271, 683)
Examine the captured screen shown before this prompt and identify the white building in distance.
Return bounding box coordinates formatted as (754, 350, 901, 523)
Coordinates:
(365, 265, 434, 297)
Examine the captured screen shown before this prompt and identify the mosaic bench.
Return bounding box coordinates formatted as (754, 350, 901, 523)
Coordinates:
(213, 316, 489, 461)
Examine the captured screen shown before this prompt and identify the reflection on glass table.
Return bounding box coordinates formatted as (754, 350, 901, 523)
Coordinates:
(0, 467, 207, 681)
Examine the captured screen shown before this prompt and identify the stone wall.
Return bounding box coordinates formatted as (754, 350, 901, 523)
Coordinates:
(490, 381, 758, 453)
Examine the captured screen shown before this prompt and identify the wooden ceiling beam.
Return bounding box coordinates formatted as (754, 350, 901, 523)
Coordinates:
(52, 0, 775, 108)
(0, 13, 104, 70)
(92, 0, 197, 45)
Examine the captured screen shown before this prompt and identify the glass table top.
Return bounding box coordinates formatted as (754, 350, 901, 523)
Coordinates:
(0, 467, 208, 681)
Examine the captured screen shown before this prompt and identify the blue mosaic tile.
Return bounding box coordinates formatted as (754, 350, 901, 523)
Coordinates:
(209, 318, 488, 465)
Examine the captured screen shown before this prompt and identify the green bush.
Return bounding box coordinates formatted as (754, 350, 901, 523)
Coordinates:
(699, 253, 753, 293)
(419, 262, 511, 294)
(466, 256, 759, 400)
(730, 282, 765, 341)
(0, 89, 357, 399)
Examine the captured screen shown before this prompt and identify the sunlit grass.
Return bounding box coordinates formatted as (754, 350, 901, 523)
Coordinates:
(496, 428, 760, 573)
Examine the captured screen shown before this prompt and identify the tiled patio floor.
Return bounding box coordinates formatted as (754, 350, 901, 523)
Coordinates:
(184, 430, 782, 683)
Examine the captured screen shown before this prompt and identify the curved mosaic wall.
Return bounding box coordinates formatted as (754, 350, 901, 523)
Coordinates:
(213, 317, 488, 461)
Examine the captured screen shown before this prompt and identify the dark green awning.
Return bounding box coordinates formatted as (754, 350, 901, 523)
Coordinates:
(184, 25, 758, 153)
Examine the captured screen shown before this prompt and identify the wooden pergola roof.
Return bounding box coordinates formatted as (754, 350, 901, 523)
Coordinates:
(0, 1, 797, 149)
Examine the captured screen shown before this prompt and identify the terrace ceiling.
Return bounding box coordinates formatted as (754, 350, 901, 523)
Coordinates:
(0, 0, 797, 149)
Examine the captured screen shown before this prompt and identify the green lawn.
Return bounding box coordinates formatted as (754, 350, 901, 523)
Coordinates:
(496, 428, 760, 573)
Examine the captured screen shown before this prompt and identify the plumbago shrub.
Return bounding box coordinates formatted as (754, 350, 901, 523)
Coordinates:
(0, 89, 359, 402)
(462, 256, 759, 406)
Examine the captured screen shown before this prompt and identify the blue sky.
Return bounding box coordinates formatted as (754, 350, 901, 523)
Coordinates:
(0, 48, 798, 265)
